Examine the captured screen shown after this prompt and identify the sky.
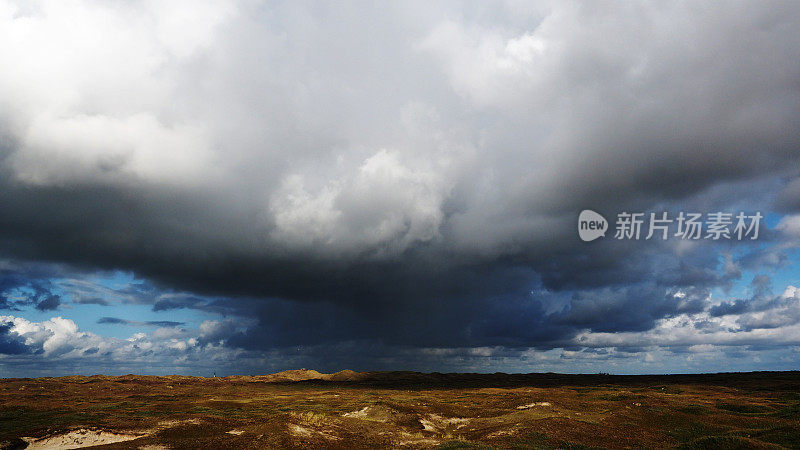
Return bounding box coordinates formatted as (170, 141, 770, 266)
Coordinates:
(1, 0, 800, 377)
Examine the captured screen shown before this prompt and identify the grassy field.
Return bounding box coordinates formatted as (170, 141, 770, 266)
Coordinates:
(1, 370, 799, 449)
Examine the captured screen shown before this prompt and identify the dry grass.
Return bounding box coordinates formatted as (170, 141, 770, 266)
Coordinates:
(1, 370, 799, 449)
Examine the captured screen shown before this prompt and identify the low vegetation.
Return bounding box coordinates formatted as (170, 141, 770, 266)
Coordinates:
(1, 370, 799, 448)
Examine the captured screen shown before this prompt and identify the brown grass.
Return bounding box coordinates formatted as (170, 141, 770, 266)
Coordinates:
(1, 370, 799, 449)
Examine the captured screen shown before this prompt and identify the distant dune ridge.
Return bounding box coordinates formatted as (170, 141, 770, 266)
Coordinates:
(203, 369, 364, 382)
(35, 369, 362, 384)
(21, 369, 800, 389)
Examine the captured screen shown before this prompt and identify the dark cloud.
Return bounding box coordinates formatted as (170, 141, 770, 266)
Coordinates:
(0, 263, 64, 311)
(0, 323, 28, 355)
(152, 295, 210, 312)
(774, 177, 800, 212)
(552, 284, 707, 334)
(35, 294, 60, 311)
(709, 300, 750, 317)
(709, 275, 783, 318)
(72, 297, 110, 306)
(97, 317, 185, 328)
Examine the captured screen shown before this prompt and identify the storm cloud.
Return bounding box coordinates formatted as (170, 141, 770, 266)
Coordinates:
(0, 0, 799, 373)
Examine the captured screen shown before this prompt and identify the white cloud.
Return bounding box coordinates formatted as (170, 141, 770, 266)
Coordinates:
(574, 285, 800, 350)
(0, 315, 240, 369)
(418, 20, 556, 109)
(269, 149, 448, 256)
(777, 214, 800, 239)
(14, 112, 213, 185)
(0, 0, 796, 268)
(2, 315, 100, 357)
(0, 0, 227, 186)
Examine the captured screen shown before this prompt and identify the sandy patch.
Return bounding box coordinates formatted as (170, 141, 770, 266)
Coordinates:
(21, 418, 201, 450)
(486, 425, 522, 439)
(342, 404, 401, 422)
(517, 401, 551, 409)
(156, 418, 201, 428)
(22, 429, 144, 449)
(289, 424, 313, 438)
(395, 431, 440, 447)
(343, 406, 373, 419)
(226, 430, 244, 435)
(419, 414, 470, 432)
(289, 424, 339, 441)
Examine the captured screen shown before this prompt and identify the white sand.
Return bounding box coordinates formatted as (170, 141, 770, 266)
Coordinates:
(23, 429, 143, 449)
(516, 401, 551, 409)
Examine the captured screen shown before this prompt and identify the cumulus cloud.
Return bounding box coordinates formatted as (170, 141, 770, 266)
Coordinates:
(575, 287, 800, 352)
(0, 315, 252, 376)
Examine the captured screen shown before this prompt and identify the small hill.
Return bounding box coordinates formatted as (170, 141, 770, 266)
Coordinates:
(328, 369, 363, 381)
(258, 369, 328, 382)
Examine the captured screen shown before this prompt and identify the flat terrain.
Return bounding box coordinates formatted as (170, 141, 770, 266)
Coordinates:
(2, 370, 800, 449)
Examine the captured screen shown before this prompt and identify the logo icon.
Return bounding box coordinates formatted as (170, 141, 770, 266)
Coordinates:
(578, 210, 607, 242)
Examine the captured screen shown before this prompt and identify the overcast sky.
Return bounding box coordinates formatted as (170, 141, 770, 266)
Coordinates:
(1, 0, 800, 376)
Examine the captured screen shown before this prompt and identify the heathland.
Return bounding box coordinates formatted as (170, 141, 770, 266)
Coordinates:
(2, 370, 800, 449)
